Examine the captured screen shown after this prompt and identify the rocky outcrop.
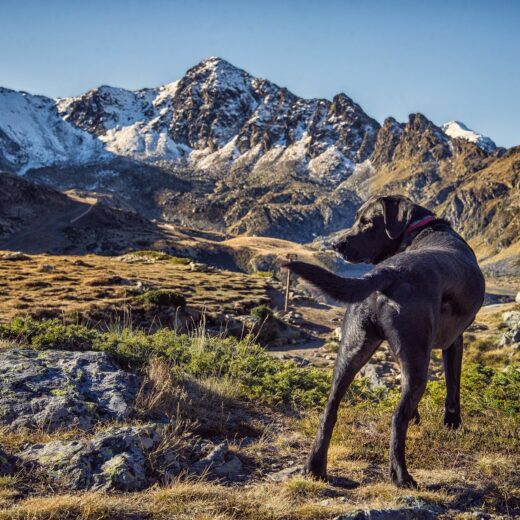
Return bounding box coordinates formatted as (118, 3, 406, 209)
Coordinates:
(0, 349, 137, 431)
(18, 424, 167, 491)
(499, 311, 520, 348)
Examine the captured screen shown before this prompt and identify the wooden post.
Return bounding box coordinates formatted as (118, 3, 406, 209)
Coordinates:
(284, 253, 298, 313)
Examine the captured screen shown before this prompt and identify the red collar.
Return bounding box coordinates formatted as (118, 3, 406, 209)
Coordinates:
(406, 215, 437, 235)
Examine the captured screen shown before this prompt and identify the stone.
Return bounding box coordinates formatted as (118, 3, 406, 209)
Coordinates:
(189, 261, 211, 272)
(516, 292, 520, 305)
(39, 264, 55, 273)
(333, 503, 441, 519)
(499, 324, 520, 348)
(190, 442, 243, 479)
(18, 424, 163, 491)
(0, 349, 137, 431)
(360, 361, 399, 388)
(466, 322, 489, 332)
(268, 464, 304, 482)
(1, 251, 30, 261)
(502, 311, 520, 328)
(334, 326, 343, 341)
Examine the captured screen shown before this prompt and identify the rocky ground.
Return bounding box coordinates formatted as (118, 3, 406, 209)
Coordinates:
(0, 251, 517, 519)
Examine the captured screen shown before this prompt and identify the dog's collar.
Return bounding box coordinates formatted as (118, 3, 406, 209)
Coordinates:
(406, 215, 437, 235)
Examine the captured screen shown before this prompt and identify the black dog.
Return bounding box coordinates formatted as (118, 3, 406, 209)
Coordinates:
(283, 195, 485, 487)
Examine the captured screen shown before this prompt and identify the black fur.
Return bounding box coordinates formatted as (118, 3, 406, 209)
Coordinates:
(288, 195, 485, 488)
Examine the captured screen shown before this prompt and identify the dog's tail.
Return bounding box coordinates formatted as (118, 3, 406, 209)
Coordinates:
(285, 261, 392, 303)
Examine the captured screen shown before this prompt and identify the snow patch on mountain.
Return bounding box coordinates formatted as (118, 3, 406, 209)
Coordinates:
(441, 121, 496, 153)
(0, 88, 106, 173)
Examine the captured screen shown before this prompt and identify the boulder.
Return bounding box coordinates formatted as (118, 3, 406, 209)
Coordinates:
(18, 424, 165, 491)
(0, 349, 137, 431)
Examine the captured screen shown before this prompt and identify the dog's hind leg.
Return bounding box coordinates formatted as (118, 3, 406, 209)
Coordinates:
(388, 335, 431, 488)
(305, 309, 382, 480)
(443, 335, 463, 429)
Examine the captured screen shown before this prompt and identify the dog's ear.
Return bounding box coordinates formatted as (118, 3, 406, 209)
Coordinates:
(380, 196, 413, 240)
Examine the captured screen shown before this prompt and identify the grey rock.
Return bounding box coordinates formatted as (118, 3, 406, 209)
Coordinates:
(502, 311, 520, 328)
(334, 502, 441, 519)
(18, 424, 163, 491)
(191, 442, 243, 479)
(268, 464, 304, 482)
(360, 361, 399, 388)
(500, 324, 520, 347)
(0, 349, 137, 431)
(214, 454, 243, 478)
(1, 251, 30, 261)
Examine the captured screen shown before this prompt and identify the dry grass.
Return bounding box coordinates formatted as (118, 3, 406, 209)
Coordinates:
(0, 252, 270, 324)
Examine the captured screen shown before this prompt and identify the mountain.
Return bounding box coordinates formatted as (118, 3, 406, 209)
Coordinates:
(0, 57, 517, 273)
(441, 121, 497, 154)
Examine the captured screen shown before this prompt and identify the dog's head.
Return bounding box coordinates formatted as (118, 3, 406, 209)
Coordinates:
(331, 195, 433, 264)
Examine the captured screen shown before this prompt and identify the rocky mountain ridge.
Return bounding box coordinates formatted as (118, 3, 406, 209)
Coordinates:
(0, 57, 517, 271)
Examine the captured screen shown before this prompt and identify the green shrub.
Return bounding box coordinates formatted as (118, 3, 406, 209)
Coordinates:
(2, 317, 517, 414)
(132, 250, 171, 260)
(140, 290, 187, 307)
(132, 250, 190, 265)
(250, 304, 272, 321)
(0, 317, 98, 351)
(424, 362, 520, 416)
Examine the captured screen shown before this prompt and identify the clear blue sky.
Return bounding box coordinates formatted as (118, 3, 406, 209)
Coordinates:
(1, 0, 519, 147)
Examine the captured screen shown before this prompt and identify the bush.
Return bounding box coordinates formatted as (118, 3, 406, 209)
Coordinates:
(132, 251, 191, 265)
(250, 305, 272, 321)
(140, 290, 187, 307)
(424, 362, 520, 415)
(0, 317, 98, 351)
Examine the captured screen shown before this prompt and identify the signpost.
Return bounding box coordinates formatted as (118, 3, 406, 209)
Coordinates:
(284, 253, 298, 313)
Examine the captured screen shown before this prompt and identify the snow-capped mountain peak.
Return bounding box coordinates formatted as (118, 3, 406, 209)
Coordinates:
(441, 120, 497, 153)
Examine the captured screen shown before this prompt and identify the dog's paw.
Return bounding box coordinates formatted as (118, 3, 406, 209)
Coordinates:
(390, 470, 418, 489)
(303, 465, 327, 481)
(444, 411, 461, 429)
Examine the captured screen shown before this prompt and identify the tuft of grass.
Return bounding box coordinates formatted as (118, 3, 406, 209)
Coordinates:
(140, 290, 187, 307)
(283, 476, 329, 499)
(252, 271, 273, 279)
